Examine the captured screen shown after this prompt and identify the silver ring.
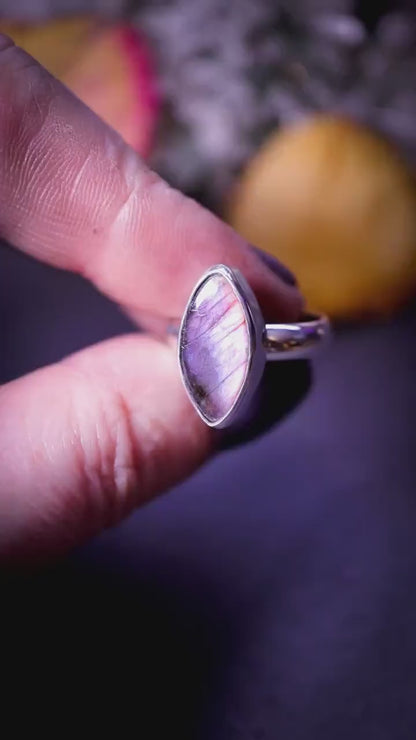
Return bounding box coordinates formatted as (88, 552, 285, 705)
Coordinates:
(177, 264, 330, 429)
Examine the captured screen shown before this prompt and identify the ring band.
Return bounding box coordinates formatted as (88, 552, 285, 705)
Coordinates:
(263, 315, 330, 361)
(177, 264, 330, 428)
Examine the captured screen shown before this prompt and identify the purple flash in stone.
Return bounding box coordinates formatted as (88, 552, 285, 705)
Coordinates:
(179, 271, 251, 425)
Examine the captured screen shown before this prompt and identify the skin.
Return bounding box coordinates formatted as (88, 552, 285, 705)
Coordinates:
(0, 34, 304, 563)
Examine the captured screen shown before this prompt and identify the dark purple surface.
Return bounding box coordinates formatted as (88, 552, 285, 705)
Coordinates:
(2, 243, 416, 739)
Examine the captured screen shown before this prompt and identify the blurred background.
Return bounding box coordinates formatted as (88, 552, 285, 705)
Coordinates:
(2, 1, 416, 739)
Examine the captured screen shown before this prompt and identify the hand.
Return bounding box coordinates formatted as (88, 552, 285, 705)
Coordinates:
(0, 34, 304, 563)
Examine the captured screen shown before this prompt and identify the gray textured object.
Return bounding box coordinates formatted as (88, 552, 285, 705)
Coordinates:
(135, 0, 416, 209)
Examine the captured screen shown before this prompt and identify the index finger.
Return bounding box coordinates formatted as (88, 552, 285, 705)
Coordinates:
(0, 34, 303, 322)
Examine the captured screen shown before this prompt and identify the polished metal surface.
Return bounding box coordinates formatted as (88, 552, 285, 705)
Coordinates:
(263, 315, 330, 361)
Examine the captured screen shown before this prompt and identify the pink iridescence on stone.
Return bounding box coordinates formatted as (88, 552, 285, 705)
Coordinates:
(180, 273, 250, 424)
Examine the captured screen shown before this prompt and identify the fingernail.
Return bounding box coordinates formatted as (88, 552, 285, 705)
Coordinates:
(251, 245, 297, 286)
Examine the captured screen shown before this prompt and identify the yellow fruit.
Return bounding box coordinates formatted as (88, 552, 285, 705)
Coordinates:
(227, 115, 416, 319)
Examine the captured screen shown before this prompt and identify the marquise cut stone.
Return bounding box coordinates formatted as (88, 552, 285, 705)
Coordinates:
(180, 273, 251, 424)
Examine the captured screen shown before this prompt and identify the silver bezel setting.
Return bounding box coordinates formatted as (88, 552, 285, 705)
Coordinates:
(178, 264, 266, 429)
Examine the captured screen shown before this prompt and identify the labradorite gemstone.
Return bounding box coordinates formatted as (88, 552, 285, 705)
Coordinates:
(180, 273, 250, 424)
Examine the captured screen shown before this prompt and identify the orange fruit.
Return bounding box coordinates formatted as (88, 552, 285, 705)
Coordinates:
(228, 115, 416, 319)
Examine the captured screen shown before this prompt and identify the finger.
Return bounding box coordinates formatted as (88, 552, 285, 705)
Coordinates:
(0, 33, 302, 322)
(0, 335, 212, 563)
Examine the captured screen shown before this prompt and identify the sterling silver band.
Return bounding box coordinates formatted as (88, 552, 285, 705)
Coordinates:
(262, 315, 330, 361)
